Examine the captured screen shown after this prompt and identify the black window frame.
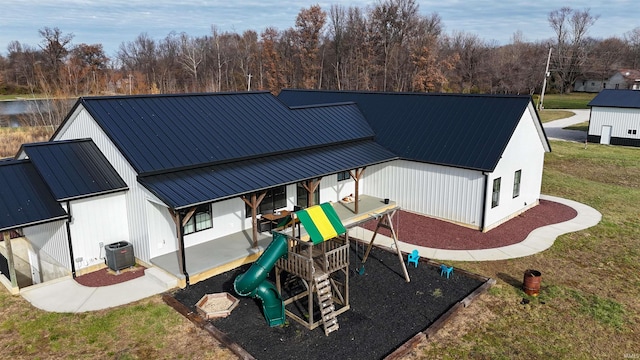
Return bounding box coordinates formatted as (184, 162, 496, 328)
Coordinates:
(491, 178, 501, 208)
(337, 171, 351, 182)
(183, 203, 213, 235)
(245, 185, 287, 218)
(513, 170, 522, 198)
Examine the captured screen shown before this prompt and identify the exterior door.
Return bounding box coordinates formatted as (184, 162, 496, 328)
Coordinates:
(28, 248, 41, 284)
(600, 125, 612, 145)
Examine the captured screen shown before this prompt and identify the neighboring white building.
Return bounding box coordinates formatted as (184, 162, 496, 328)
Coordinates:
(574, 69, 640, 92)
(1, 90, 550, 290)
(587, 89, 640, 147)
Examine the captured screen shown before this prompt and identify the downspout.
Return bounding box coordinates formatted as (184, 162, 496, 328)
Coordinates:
(65, 201, 76, 278)
(178, 211, 190, 286)
(480, 173, 489, 232)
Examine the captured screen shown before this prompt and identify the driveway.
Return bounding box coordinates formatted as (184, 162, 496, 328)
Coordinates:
(543, 109, 590, 142)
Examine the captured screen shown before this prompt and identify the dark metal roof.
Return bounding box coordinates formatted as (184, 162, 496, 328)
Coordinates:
(138, 140, 397, 209)
(21, 139, 128, 201)
(0, 160, 67, 232)
(588, 89, 640, 109)
(66, 92, 374, 174)
(279, 90, 548, 172)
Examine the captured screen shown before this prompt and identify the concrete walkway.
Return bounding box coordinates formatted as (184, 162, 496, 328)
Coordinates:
(20, 195, 600, 313)
(349, 194, 601, 262)
(543, 109, 590, 142)
(20, 267, 177, 313)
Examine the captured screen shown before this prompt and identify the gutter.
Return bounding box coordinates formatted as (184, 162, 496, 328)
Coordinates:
(177, 211, 190, 286)
(65, 201, 76, 278)
(481, 173, 489, 232)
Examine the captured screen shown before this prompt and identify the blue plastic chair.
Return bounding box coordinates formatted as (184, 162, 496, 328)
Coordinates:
(407, 249, 419, 267)
(440, 264, 453, 278)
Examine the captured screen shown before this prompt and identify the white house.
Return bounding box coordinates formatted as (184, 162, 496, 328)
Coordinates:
(574, 69, 640, 92)
(587, 89, 640, 147)
(0, 90, 550, 290)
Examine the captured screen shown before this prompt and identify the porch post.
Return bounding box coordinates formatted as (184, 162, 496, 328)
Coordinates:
(349, 167, 366, 214)
(241, 192, 266, 248)
(3, 231, 18, 289)
(302, 179, 320, 207)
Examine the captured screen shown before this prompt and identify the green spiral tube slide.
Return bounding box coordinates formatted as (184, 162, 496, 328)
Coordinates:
(233, 232, 289, 327)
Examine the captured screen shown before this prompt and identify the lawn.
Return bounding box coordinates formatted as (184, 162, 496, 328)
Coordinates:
(538, 110, 574, 123)
(533, 92, 596, 109)
(1, 126, 639, 359)
(416, 140, 640, 359)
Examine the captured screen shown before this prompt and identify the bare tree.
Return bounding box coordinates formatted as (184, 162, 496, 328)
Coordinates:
(178, 33, 205, 92)
(624, 27, 640, 68)
(548, 7, 599, 93)
(295, 5, 327, 89)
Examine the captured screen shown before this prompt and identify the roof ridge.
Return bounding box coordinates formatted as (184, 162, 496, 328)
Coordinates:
(80, 90, 271, 101)
(281, 89, 530, 100)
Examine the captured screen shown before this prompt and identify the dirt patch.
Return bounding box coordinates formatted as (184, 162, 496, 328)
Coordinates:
(74, 265, 146, 287)
(362, 199, 577, 250)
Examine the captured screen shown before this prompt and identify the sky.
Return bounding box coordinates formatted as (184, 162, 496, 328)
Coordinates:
(1, 0, 638, 57)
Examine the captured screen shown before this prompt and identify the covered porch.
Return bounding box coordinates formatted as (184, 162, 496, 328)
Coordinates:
(150, 195, 396, 287)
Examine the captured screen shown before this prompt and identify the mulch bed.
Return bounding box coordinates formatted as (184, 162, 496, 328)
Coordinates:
(170, 244, 486, 360)
(362, 199, 577, 250)
(74, 265, 146, 287)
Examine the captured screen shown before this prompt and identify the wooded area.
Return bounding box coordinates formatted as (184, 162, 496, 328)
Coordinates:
(1, 1, 639, 128)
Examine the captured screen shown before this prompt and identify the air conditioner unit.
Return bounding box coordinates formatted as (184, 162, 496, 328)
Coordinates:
(104, 241, 135, 272)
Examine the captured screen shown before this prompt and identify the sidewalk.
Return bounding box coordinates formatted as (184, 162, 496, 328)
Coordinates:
(20, 267, 177, 313)
(20, 195, 600, 313)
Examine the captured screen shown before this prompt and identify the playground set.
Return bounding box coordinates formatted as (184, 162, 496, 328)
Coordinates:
(233, 202, 409, 336)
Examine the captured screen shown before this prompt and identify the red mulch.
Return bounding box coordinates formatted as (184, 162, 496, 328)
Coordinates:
(75, 265, 146, 287)
(361, 199, 577, 250)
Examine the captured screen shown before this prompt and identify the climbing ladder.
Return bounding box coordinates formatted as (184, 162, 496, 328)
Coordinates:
(315, 273, 339, 336)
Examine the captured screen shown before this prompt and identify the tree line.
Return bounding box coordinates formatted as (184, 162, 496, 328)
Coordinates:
(1, 1, 640, 127)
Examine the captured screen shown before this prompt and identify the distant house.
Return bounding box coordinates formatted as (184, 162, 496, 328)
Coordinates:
(574, 69, 640, 92)
(1, 90, 550, 291)
(587, 89, 640, 146)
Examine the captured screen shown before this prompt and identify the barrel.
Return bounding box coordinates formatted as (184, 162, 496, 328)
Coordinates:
(523, 269, 542, 296)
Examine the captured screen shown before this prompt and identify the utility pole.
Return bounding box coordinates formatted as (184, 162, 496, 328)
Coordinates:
(539, 47, 552, 111)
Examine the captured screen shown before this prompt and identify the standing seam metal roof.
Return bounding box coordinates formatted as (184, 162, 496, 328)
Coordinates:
(278, 89, 547, 172)
(22, 139, 128, 201)
(0, 160, 67, 232)
(73, 92, 375, 175)
(588, 89, 640, 109)
(138, 140, 397, 209)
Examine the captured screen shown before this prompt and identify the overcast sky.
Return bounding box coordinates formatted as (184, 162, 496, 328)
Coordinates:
(2, 0, 637, 56)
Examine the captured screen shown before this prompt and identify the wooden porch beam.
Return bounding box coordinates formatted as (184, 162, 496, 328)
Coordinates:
(302, 179, 321, 207)
(349, 167, 366, 214)
(241, 191, 266, 248)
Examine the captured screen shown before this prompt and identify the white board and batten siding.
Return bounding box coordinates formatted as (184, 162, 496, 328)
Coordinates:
(588, 107, 640, 140)
(22, 220, 71, 281)
(483, 105, 546, 230)
(67, 193, 129, 271)
(53, 106, 161, 264)
(361, 160, 485, 228)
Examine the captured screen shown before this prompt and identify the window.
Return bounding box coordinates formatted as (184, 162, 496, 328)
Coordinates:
(513, 170, 522, 198)
(183, 204, 212, 235)
(603, 83, 607, 89)
(629, 129, 633, 135)
(491, 178, 501, 208)
(245, 185, 287, 217)
(337, 171, 351, 182)
(296, 183, 319, 208)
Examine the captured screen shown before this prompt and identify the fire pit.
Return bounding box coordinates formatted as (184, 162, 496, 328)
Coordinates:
(196, 292, 240, 319)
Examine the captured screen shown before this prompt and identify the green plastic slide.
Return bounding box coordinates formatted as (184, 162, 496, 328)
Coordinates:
(233, 232, 289, 327)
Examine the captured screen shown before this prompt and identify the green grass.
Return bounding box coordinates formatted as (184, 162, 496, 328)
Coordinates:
(564, 121, 589, 131)
(538, 110, 575, 123)
(419, 140, 640, 359)
(532, 93, 596, 109)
